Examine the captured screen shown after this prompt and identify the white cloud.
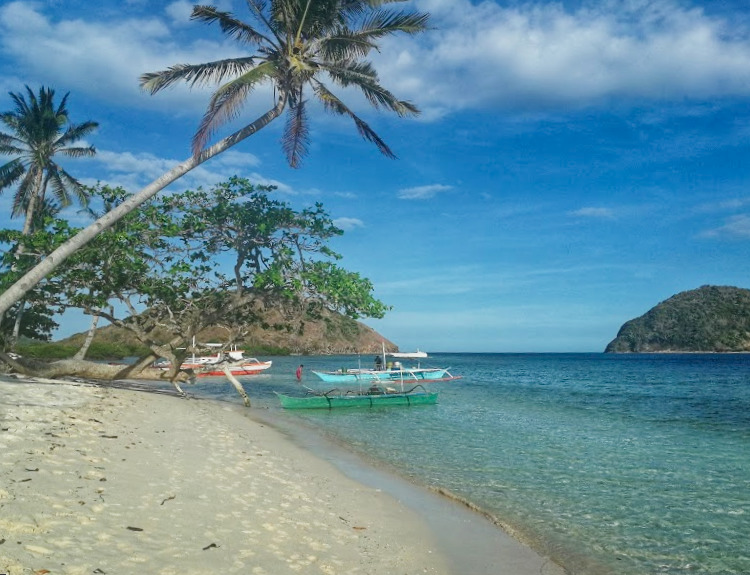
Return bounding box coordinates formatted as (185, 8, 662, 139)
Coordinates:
(569, 207, 616, 219)
(85, 148, 282, 195)
(378, 0, 750, 116)
(333, 217, 364, 231)
(165, 1, 194, 26)
(0, 1, 250, 115)
(700, 214, 750, 239)
(398, 184, 453, 200)
(4, 0, 748, 126)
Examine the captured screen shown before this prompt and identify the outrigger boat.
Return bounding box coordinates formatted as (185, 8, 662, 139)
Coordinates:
(156, 343, 272, 377)
(311, 345, 459, 385)
(276, 384, 438, 410)
(311, 366, 456, 384)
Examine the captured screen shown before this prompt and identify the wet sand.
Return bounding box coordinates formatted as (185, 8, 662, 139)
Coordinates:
(0, 376, 564, 575)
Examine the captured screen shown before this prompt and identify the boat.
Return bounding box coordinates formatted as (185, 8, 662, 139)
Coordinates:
(311, 366, 456, 384)
(276, 384, 438, 409)
(388, 349, 428, 359)
(156, 343, 272, 377)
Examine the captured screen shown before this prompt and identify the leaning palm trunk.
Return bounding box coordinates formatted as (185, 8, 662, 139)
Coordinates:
(0, 100, 285, 318)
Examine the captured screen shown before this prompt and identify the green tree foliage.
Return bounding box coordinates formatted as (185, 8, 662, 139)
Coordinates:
(55, 177, 386, 376)
(0, 1, 429, 319)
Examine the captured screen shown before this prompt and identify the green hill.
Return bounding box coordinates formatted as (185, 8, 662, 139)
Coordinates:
(57, 306, 395, 358)
(605, 285, 750, 353)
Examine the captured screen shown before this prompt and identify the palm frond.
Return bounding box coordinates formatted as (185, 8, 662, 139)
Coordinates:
(358, 9, 430, 38)
(0, 159, 26, 191)
(282, 98, 309, 168)
(313, 81, 395, 159)
(11, 169, 37, 218)
(58, 145, 97, 159)
(326, 62, 419, 116)
(45, 165, 74, 209)
(318, 33, 376, 60)
(56, 121, 99, 149)
(0, 133, 27, 155)
(140, 57, 258, 94)
(192, 5, 274, 46)
(192, 61, 277, 154)
(54, 166, 90, 208)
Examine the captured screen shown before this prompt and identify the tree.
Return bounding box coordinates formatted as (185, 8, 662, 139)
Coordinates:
(30, 178, 387, 399)
(0, 86, 98, 349)
(0, 86, 98, 236)
(0, 1, 429, 319)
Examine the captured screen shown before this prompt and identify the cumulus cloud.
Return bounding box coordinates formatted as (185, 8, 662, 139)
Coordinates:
(333, 217, 365, 231)
(0, 1, 253, 115)
(4, 0, 749, 124)
(377, 0, 750, 116)
(569, 207, 616, 219)
(398, 184, 453, 200)
(84, 147, 284, 195)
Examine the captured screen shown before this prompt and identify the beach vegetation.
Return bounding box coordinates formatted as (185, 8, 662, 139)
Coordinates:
(0, 86, 98, 350)
(0, 0, 430, 322)
(0, 177, 387, 397)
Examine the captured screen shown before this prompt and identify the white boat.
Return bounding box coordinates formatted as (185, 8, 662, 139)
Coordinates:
(388, 349, 428, 359)
(157, 343, 272, 377)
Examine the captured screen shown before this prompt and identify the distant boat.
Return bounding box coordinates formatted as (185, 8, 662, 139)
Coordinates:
(388, 349, 428, 359)
(276, 385, 438, 409)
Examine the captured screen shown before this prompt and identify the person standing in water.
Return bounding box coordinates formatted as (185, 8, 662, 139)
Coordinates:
(296, 364, 304, 382)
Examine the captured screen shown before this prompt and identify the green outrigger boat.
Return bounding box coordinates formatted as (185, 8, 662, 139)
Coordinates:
(276, 384, 438, 410)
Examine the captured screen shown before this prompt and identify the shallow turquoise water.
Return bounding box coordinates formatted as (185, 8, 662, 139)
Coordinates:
(194, 353, 750, 575)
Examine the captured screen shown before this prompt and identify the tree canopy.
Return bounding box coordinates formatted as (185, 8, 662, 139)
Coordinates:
(0, 1, 429, 318)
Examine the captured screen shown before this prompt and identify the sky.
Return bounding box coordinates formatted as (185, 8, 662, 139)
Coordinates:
(1, 0, 750, 353)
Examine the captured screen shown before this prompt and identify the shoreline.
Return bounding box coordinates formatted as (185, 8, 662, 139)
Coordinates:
(0, 375, 564, 575)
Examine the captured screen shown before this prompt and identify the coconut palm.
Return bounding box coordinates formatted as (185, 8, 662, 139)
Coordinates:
(0, 86, 98, 236)
(0, 0, 429, 318)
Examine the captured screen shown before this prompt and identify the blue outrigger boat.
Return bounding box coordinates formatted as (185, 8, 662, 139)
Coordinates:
(311, 346, 460, 385)
(310, 366, 457, 384)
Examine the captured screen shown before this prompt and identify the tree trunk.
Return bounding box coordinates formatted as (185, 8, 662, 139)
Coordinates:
(0, 354, 186, 383)
(9, 300, 24, 352)
(0, 99, 286, 318)
(222, 364, 251, 407)
(73, 313, 100, 360)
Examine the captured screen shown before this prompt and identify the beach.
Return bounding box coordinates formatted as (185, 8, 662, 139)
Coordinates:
(0, 376, 563, 575)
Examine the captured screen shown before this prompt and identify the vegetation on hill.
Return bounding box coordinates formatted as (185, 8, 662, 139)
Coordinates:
(45, 306, 396, 359)
(605, 285, 750, 353)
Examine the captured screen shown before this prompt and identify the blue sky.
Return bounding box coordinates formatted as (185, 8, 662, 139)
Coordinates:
(1, 0, 750, 352)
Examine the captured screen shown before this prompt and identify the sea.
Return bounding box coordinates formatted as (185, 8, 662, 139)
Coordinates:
(189, 353, 750, 575)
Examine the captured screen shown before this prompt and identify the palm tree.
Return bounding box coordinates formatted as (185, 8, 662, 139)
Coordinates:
(0, 86, 98, 237)
(0, 0, 429, 318)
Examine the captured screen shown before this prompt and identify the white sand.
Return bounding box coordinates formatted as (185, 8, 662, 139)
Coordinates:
(0, 377, 564, 575)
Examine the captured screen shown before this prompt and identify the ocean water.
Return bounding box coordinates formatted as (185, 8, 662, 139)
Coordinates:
(193, 353, 750, 575)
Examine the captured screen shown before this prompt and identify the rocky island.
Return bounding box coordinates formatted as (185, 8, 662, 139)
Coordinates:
(605, 285, 750, 353)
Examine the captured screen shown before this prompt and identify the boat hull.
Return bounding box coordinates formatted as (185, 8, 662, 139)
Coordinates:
(159, 360, 272, 377)
(276, 390, 438, 409)
(187, 362, 272, 377)
(311, 368, 451, 384)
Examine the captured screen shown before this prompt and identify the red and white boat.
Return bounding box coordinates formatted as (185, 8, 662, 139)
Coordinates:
(158, 345, 272, 377)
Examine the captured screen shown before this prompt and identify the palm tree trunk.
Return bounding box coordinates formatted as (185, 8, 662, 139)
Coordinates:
(73, 312, 100, 360)
(9, 299, 24, 351)
(0, 98, 286, 318)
